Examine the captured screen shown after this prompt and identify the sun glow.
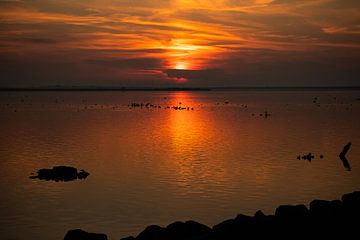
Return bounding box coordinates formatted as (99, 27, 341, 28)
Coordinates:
(175, 62, 187, 70)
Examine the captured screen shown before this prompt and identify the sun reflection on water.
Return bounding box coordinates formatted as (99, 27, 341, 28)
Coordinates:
(165, 92, 228, 195)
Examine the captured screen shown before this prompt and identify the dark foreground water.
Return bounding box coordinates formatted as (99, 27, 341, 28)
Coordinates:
(0, 90, 359, 240)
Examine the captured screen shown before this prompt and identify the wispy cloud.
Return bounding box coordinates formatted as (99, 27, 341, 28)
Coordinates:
(0, 0, 359, 86)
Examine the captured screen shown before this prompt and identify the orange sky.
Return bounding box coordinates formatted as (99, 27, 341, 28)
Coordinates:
(0, 0, 359, 87)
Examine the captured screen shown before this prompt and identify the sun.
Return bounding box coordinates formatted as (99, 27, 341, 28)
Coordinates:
(175, 62, 187, 70)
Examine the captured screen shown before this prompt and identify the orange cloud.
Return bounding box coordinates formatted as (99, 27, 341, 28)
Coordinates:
(0, 0, 359, 86)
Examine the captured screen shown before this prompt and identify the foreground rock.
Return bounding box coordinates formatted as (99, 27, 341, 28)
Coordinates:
(118, 190, 360, 239)
(64, 229, 107, 240)
(132, 220, 212, 240)
(30, 166, 90, 181)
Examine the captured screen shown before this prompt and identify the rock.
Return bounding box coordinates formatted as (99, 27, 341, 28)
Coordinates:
(253, 212, 278, 237)
(310, 200, 331, 216)
(165, 220, 212, 240)
(30, 166, 90, 181)
(274, 204, 310, 237)
(342, 191, 360, 214)
(234, 214, 254, 226)
(64, 229, 107, 240)
(341, 191, 360, 206)
(117, 190, 360, 240)
(213, 214, 255, 239)
(136, 221, 212, 240)
(78, 169, 90, 179)
(213, 213, 279, 239)
(254, 210, 266, 219)
(308, 199, 351, 236)
(275, 204, 309, 221)
(309, 200, 344, 219)
(136, 225, 165, 240)
(212, 219, 238, 239)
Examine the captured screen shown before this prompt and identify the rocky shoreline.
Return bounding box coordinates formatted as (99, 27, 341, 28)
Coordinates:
(65, 190, 360, 240)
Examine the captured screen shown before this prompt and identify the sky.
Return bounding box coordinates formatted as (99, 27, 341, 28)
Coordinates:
(0, 0, 359, 87)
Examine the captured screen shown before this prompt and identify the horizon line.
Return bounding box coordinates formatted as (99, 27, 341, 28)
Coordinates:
(1, 86, 360, 92)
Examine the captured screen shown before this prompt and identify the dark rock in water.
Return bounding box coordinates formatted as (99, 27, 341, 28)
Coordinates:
(254, 210, 266, 219)
(136, 225, 165, 240)
(310, 199, 331, 212)
(117, 190, 360, 240)
(212, 218, 239, 239)
(30, 166, 89, 181)
(213, 213, 279, 239)
(342, 191, 360, 214)
(309, 200, 343, 220)
(213, 214, 256, 239)
(120, 237, 135, 240)
(309, 200, 332, 218)
(275, 204, 309, 221)
(135, 221, 212, 240)
(165, 220, 212, 240)
(78, 169, 90, 179)
(274, 204, 309, 237)
(64, 229, 107, 240)
(342, 191, 360, 205)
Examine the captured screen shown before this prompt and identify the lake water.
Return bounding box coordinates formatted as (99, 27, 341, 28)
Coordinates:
(0, 90, 359, 240)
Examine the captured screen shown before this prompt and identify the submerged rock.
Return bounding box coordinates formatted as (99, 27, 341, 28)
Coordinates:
(64, 229, 107, 240)
(30, 166, 90, 181)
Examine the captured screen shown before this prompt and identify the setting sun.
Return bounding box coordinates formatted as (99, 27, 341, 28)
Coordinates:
(175, 62, 187, 70)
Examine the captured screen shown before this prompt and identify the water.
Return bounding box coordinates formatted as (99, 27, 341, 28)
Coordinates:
(0, 90, 359, 240)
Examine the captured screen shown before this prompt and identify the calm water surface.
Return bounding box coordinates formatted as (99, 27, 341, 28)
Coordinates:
(0, 90, 359, 239)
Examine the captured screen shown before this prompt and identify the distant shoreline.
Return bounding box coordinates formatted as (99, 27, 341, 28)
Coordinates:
(0, 87, 211, 92)
(1, 86, 360, 92)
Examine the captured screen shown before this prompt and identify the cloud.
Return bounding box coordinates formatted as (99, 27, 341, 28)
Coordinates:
(88, 57, 164, 70)
(165, 68, 227, 85)
(0, 0, 359, 87)
(270, 0, 305, 5)
(322, 0, 360, 9)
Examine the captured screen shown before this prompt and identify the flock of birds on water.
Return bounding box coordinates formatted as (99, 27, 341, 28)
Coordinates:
(0, 93, 357, 171)
(296, 153, 324, 162)
(128, 101, 195, 111)
(1, 94, 359, 118)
